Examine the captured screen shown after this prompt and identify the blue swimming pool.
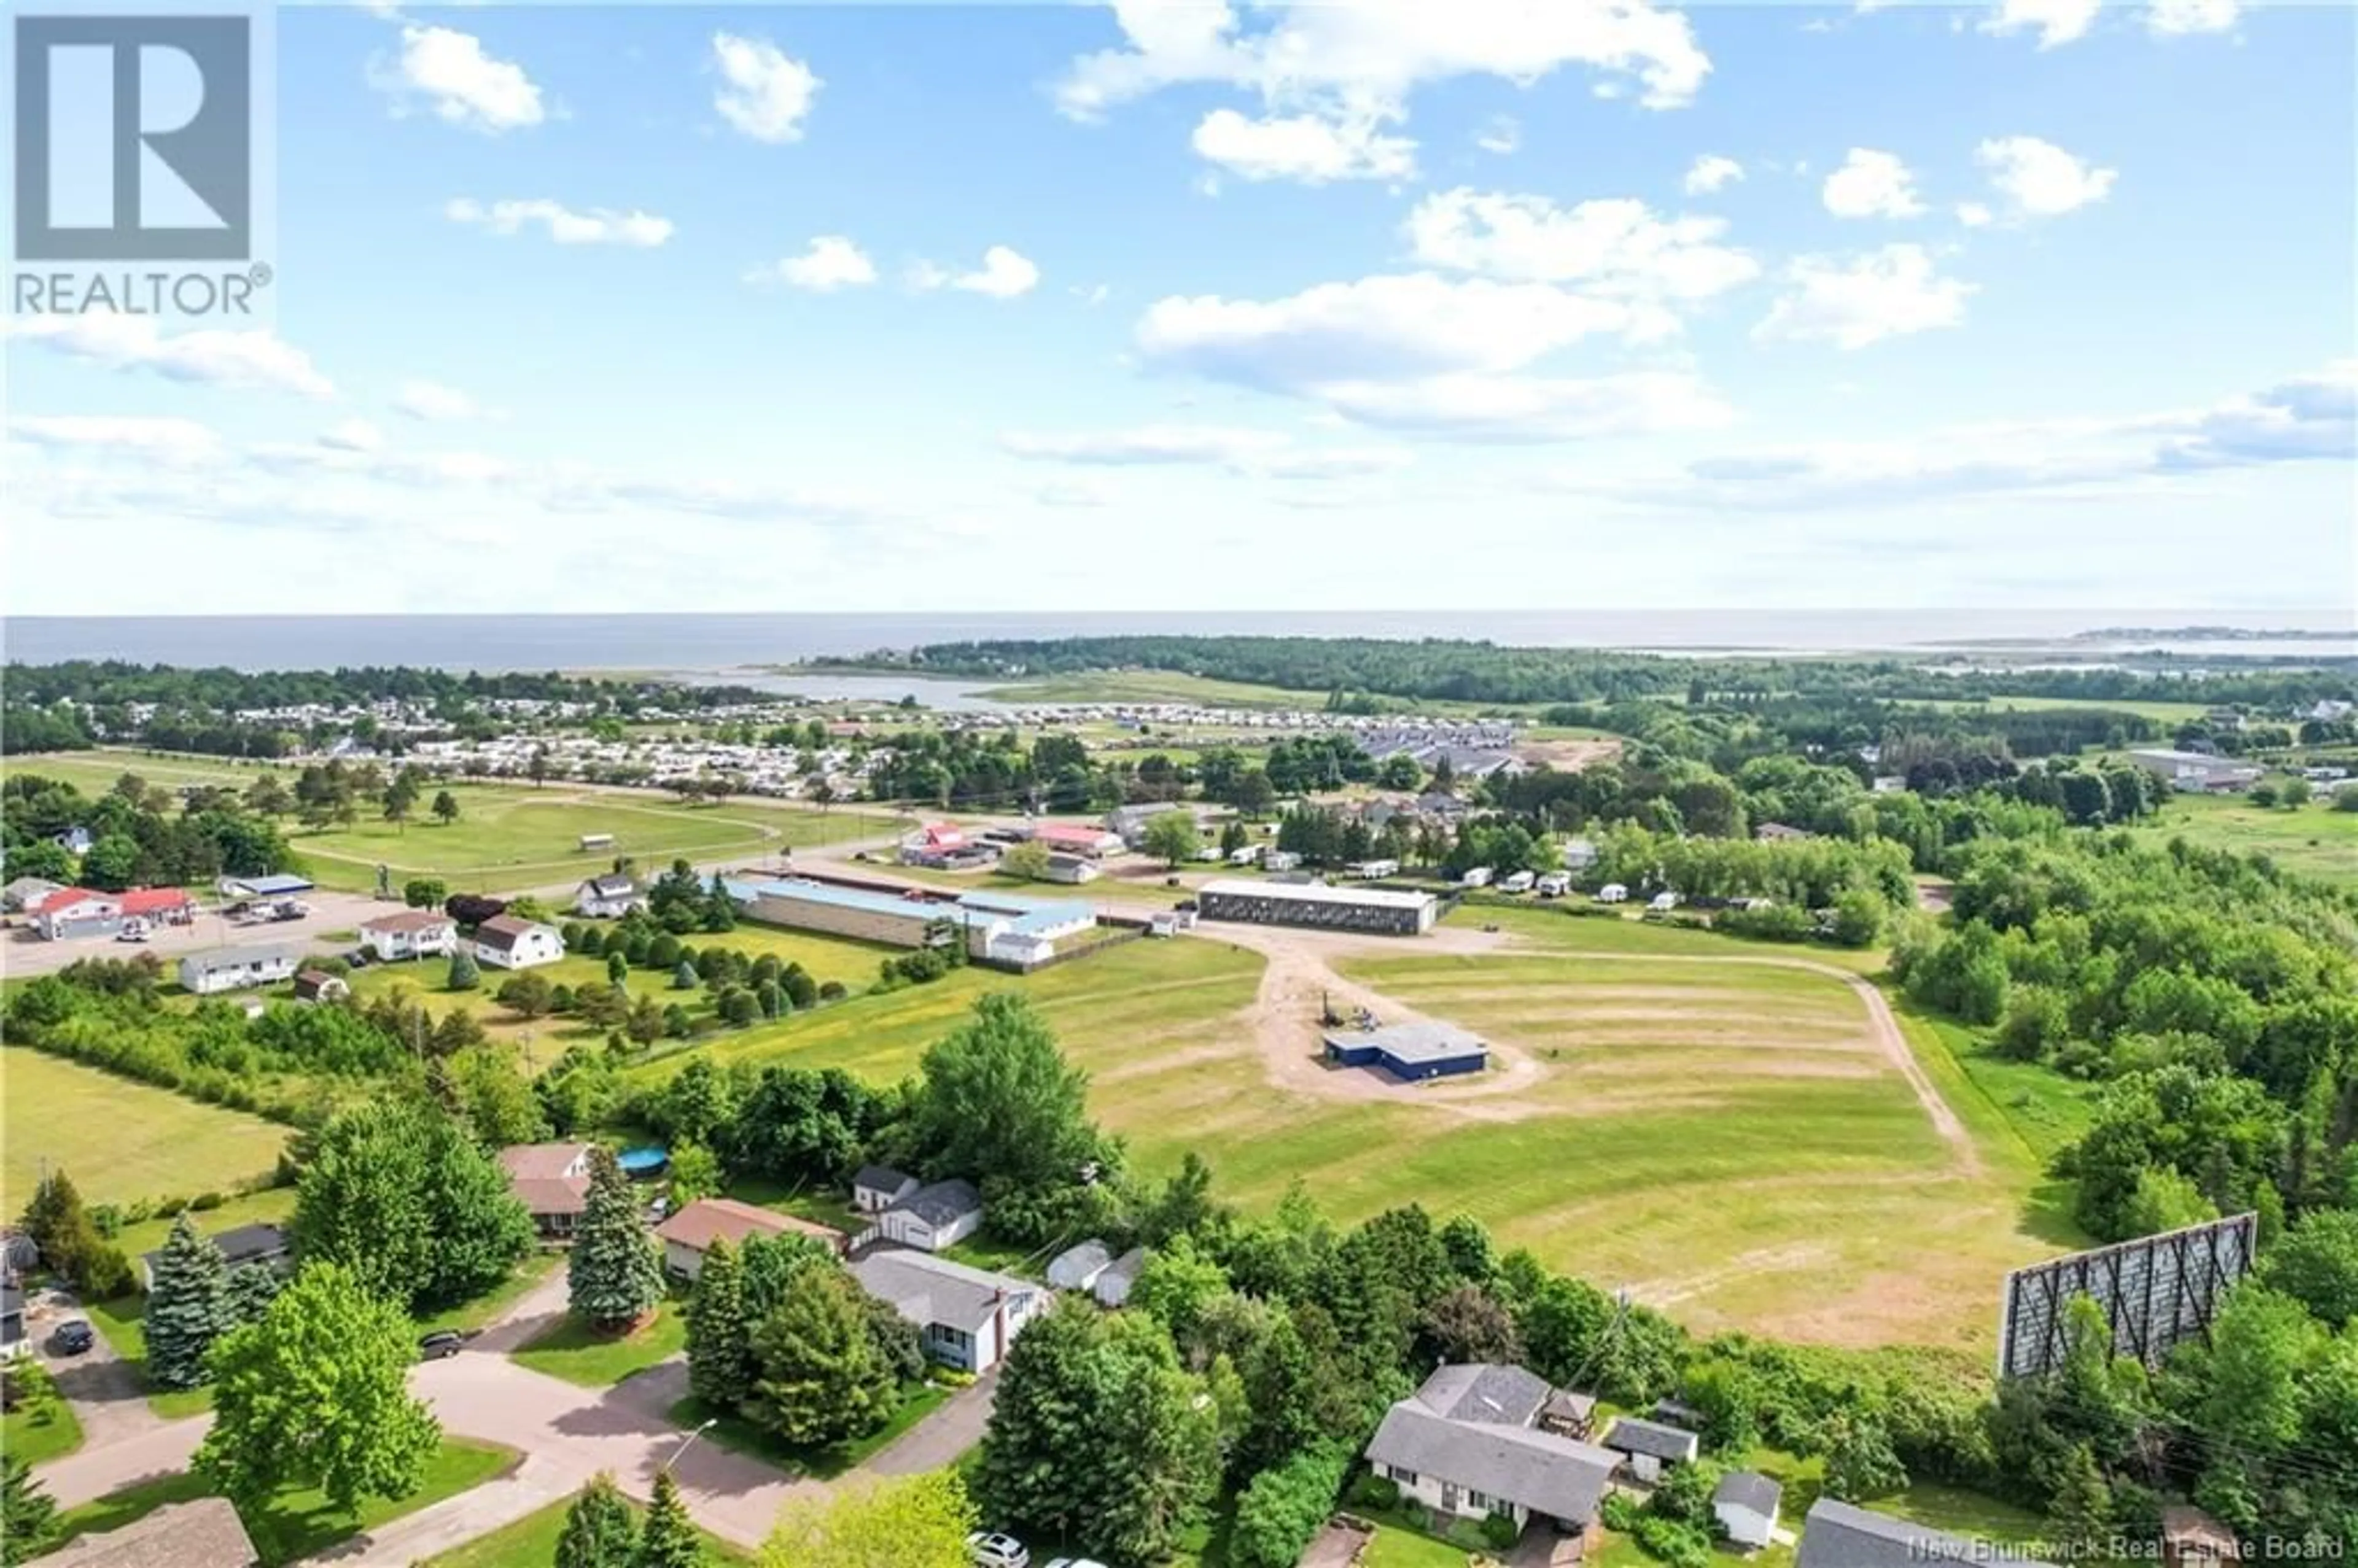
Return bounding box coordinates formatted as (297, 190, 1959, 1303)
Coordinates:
(617, 1146, 668, 1177)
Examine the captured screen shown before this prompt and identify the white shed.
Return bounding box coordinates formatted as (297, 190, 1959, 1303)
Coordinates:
(1047, 1240, 1114, 1292)
(1094, 1246, 1148, 1308)
(1714, 1471, 1781, 1549)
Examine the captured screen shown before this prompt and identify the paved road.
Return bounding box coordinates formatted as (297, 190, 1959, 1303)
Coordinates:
(299, 1455, 578, 1566)
(22, 1289, 171, 1451)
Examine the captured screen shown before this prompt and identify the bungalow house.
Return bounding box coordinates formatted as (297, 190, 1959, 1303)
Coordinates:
(140, 1223, 289, 1292)
(874, 1179, 984, 1252)
(850, 1246, 1046, 1375)
(34, 1497, 259, 1568)
(1753, 822, 1813, 843)
(1796, 1499, 2058, 1568)
(1363, 1363, 1617, 1545)
(497, 1143, 595, 1238)
(1603, 1416, 1700, 1482)
(1107, 802, 1188, 847)
(1714, 1471, 1782, 1549)
(291, 969, 349, 1004)
(1046, 1239, 1114, 1292)
(1043, 852, 1100, 885)
(1560, 839, 1599, 872)
(1030, 821, 1125, 860)
(359, 908, 459, 962)
(656, 1197, 846, 1279)
(852, 1165, 919, 1214)
(1094, 1246, 1147, 1308)
(178, 944, 306, 996)
(2, 1284, 24, 1360)
(33, 885, 195, 942)
(472, 914, 565, 971)
(574, 874, 647, 919)
(3, 875, 63, 914)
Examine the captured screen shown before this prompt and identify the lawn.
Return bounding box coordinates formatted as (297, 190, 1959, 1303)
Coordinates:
(86, 1294, 215, 1419)
(109, 1187, 297, 1262)
(420, 1494, 749, 1567)
(2, 1392, 84, 1465)
(5, 750, 267, 797)
(413, 1252, 563, 1337)
(44, 1438, 515, 1566)
(1722, 1446, 2050, 1568)
(510, 1298, 687, 1387)
(2116, 789, 2358, 886)
(667, 1380, 951, 1479)
(1, 1049, 293, 1213)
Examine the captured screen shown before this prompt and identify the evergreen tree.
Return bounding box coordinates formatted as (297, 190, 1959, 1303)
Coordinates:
(556, 1474, 640, 1568)
(636, 1470, 702, 1568)
(0, 1451, 58, 1567)
(20, 1168, 101, 1288)
(569, 1146, 666, 1330)
(2049, 1443, 2115, 1558)
(686, 1236, 753, 1413)
(748, 1265, 896, 1446)
(446, 949, 480, 991)
(144, 1213, 233, 1391)
(227, 1262, 284, 1325)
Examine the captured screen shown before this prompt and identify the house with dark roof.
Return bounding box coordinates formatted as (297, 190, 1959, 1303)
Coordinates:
(850, 1246, 1045, 1373)
(1796, 1499, 2058, 1568)
(1363, 1363, 1617, 1545)
(852, 1165, 918, 1214)
(874, 1179, 984, 1252)
(656, 1197, 846, 1279)
(140, 1224, 289, 1292)
(1603, 1416, 1700, 1482)
(291, 968, 349, 1004)
(497, 1143, 595, 1238)
(34, 1496, 259, 1568)
(1714, 1470, 1783, 1548)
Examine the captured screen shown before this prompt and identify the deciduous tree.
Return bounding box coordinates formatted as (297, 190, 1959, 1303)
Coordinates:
(748, 1265, 897, 1446)
(761, 1473, 976, 1568)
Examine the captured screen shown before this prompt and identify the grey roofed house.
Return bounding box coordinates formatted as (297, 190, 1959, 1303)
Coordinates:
(850, 1248, 1030, 1334)
(1415, 1363, 1554, 1428)
(1714, 1470, 1782, 1516)
(33, 1496, 260, 1568)
(1364, 1400, 1616, 1523)
(4, 875, 64, 912)
(892, 1178, 982, 1228)
(139, 1222, 289, 1287)
(1796, 1498, 2056, 1568)
(1605, 1416, 1700, 1461)
(853, 1164, 916, 1201)
(582, 874, 640, 898)
(177, 944, 307, 985)
(1094, 1244, 1148, 1305)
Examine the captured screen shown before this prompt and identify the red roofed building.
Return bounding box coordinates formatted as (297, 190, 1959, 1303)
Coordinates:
(1030, 822, 1124, 859)
(33, 885, 194, 942)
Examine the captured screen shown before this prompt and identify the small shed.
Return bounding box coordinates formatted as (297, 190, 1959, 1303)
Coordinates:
(1604, 1416, 1700, 1483)
(1714, 1470, 1782, 1548)
(291, 969, 349, 1004)
(1094, 1246, 1148, 1308)
(1539, 1388, 1598, 1439)
(1047, 1239, 1115, 1292)
(852, 1165, 919, 1214)
(578, 833, 616, 852)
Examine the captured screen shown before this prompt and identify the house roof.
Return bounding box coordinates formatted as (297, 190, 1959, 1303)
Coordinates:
(142, 1223, 287, 1276)
(1543, 1390, 1598, 1422)
(33, 886, 107, 914)
(1714, 1471, 1782, 1516)
(511, 1178, 591, 1217)
(581, 874, 640, 897)
(850, 1247, 1032, 1333)
(890, 1179, 982, 1227)
(853, 1164, 916, 1195)
(362, 908, 456, 934)
(2159, 1507, 2239, 1551)
(1324, 1022, 1487, 1068)
(120, 888, 194, 915)
(33, 1497, 259, 1568)
(1098, 1246, 1148, 1286)
(735, 877, 944, 922)
(656, 1198, 839, 1252)
(1415, 1364, 1552, 1427)
(1604, 1417, 1699, 1461)
(1200, 879, 1436, 913)
(4, 875, 63, 901)
(473, 914, 556, 949)
(228, 874, 314, 896)
(292, 969, 344, 995)
(498, 1143, 593, 1182)
(1795, 1499, 2054, 1568)
(178, 944, 306, 978)
(1365, 1400, 1616, 1523)
(1047, 1240, 1113, 1284)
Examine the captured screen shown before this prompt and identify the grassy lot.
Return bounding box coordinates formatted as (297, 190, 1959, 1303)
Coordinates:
(510, 1298, 687, 1387)
(2, 1392, 84, 1465)
(2115, 789, 2358, 885)
(86, 1295, 215, 1419)
(413, 1252, 562, 1337)
(1921, 694, 2211, 724)
(1, 1049, 292, 1213)
(421, 1494, 749, 1567)
(109, 1187, 297, 1261)
(45, 1438, 515, 1566)
(4, 750, 265, 796)
(667, 1380, 951, 1480)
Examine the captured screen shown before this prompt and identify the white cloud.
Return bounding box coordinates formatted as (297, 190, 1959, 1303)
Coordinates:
(1956, 201, 1994, 228)
(1683, 154, 1744, 195)
(1191, 106, 1417, 184)
(711, 33, 820, 143)
(10, 414, 224, 465)
(392, 380, 482, 422)
(445, 198, 674, 247)
(1476, 115, 1520, 155)
(1822, 148, 1926, 219)
(1255, 446, 1416, 479)
(749, 235, 877, 292)
(319, 419, 383, 453)
(1982, 0, 2101, 49)
(1974, 136, 2117, 220)
(1404, 188, 1759, 300)
(1002, 425, 1286, 466)
(911, 246, 1040, 299)
(1316, 371, 1733, 441)
(2156, 361, 2356, 470)
(6, 315, 335, 399)
(2149, 0, 2239, 33)
(1754, 244, 1972, 349)
(1073, 283, 1113, 308)
(373, 25, 545, 132)
(1031, 479, 1113, 508)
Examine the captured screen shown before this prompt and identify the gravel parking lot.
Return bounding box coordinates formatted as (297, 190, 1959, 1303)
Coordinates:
(1, 889, 394, 980)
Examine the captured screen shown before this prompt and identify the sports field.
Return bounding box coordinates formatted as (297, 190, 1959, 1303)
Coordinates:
(2117, 790, 2358, 885)
(1, 1049, 292, 1211)
(634, 907, 2066, 1352)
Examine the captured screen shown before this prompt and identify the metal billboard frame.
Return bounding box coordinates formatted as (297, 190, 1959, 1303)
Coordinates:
(1997, 1212, 2258, 1381)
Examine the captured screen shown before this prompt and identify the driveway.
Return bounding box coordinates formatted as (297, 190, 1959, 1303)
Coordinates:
(2, 891, 388, 979)
(464, 1260, 572, 1356)
(25, 1288, 171, 1450)
(865, 1368, 998, 1475)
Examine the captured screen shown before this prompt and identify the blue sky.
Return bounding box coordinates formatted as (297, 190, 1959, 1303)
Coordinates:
(8, 0, 2353, 616)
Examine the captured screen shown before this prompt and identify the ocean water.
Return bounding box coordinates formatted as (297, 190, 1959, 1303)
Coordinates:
(3, 610, 2350, 675)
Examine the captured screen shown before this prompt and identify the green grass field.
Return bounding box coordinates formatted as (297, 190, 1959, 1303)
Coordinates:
(2117, 790, 2358, 885)
(1921, 694, 2211, 724)
(45, 1438, 514, 1566)
(510, 1297, 687, 1387)
(2, 1392, 84, 1465)
(421, 1494, 749, 1567)
(1, 1049, 292, 1212)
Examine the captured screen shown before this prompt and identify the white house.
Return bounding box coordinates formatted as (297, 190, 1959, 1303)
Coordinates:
(360, 908, 458, 962)
(850, 1248, 1046, 1375)
(1363, 1364, 1617, 1539)
(1596, 883, 1628, 904)
(655, 1198, 844, 1280)
(178, 944, 305, 995)
(1714, 1471, 1782, 1549)
(852, 1165, 920, 1214)
(1603, 1416, 1700, 1483)
(1560, 839, 1599, 872)
(574, 874, 646, 919)
(874, 1179, 984, 1252)
(471, 915, 565, 970)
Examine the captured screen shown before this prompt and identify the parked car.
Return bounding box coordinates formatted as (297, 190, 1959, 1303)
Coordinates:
(967, 1531, 1030, 1568)
(418, 1330, 465, 1360)
(52, 1320, 95, 1356)
(1044, 1560, 1110, 1568)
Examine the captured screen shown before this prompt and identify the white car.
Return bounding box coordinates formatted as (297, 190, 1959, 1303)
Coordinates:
(968, 1531, 1030, 1568)
(1045, 1559, 1111, 1568)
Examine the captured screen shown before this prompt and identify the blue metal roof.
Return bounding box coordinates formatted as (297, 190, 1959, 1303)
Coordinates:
(733, 877, 947, 922)
(955, 890, 1095, 936)
(235, 874, 314, 895)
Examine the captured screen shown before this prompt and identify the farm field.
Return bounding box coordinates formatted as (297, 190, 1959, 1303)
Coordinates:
(1, 1049, 292, 1211)
(2115, 790, 2357, 885)
(4, 749, 264, 796)
(1922, 694, 2211, 724)
(633, 907, 2066, 1352)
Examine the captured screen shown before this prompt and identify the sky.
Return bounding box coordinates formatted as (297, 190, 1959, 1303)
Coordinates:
(6, 0, 2354, 618)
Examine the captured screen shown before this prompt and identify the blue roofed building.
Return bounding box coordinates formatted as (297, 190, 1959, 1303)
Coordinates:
(1323, 1022, 1489, 1082)
(718, 875, 1096, 969)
